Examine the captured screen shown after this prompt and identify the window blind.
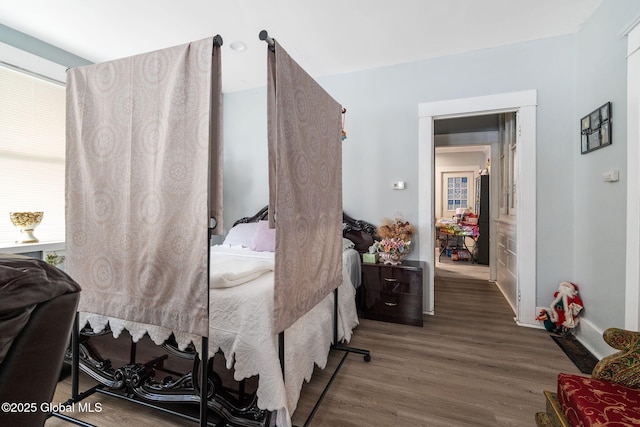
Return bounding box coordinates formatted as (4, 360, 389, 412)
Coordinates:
(0, 66, 66, 244)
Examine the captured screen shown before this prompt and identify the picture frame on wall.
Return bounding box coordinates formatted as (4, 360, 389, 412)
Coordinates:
(581, 116, 590, 131)
(601, 122, 610, 146)
(580, 102, 611, 154)
(590, 110, 601, 130)
(588, 130, 600, 150)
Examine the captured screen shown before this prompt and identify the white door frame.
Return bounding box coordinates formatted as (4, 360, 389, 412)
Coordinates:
(625, 20, 640, 330)
(418, 90, 538, 326)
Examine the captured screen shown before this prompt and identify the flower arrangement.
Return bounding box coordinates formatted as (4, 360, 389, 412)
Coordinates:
(370, 215, 415, 265)
(377, 238, 410, 255)
(376, 215, 415, 242)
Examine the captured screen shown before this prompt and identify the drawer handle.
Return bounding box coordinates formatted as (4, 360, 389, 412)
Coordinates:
(384, 278, 397, 282)
(384, 302, 397, 307)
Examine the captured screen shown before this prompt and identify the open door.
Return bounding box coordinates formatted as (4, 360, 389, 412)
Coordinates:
(418, 91, 538, 326)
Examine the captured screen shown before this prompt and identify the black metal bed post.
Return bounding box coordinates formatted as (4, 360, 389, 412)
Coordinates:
(264, 26, 283, 389)
(72, 313, 80, 399)
(278, 331, 285, 379)
(201, 32, 222, 425)
(259, 30, 276, 52)
(260, 30, 371, 424)
(301, 288, 372, 426)
(51, 35, 225, 427)
(331, 288, 371, 360)
(200, 337, 209, 427)
(335, 289, 341, 343)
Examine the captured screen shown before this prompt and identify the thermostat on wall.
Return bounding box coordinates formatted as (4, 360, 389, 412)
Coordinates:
(393, 181, 406, 190)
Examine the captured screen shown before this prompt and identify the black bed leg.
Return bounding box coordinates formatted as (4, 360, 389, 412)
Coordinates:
(333, 288, 339, 345)
(200, 337, 208, 427)
(72, 313, 80, 399)
(278, 331, 285, 379)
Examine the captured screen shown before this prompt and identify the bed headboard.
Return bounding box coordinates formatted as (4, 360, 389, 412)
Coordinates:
(232, 206, 378, 253)
(342, 213, 378, 253)
(233, 205, 269, 227)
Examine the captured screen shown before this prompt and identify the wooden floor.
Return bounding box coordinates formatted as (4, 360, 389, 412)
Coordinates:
(47, 265, 580, 427)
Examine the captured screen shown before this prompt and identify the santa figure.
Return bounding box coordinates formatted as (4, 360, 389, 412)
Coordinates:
(537, 281, 584, 333)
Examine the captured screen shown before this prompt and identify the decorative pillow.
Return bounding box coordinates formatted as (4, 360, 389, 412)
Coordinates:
(344, 230, 374, 253)
(222, 222, 259, 247)
(250, 221, 276, 252)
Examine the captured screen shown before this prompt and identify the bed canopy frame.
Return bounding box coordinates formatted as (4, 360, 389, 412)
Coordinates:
(52, 31, 370, 427)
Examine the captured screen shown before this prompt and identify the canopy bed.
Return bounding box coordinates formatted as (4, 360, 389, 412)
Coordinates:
(57, 32, 370, 427)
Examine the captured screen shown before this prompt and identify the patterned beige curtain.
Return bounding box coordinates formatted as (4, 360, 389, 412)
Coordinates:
(66, 37, 221, 338)
(267, 42, 343, 334)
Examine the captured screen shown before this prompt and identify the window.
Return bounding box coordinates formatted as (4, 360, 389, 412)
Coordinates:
(0, 66, 66, 244)
(447, 176, 469, 211)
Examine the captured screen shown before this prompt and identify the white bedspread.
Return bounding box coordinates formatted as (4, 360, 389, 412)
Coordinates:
(79, 245, 360, 427)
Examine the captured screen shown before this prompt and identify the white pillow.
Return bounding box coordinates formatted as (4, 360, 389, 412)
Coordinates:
(222, 222, 260, 247)
(343, 237, 355, 251)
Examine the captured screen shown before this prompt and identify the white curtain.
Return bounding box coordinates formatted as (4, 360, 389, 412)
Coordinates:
(267, 41, 343, 334)
(66, 37, 221, 338)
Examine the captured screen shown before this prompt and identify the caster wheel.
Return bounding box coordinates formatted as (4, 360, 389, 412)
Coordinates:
(364, 354, 371, 362)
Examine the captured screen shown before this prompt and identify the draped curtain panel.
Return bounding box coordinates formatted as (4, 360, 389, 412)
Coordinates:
(66, 37, 220, 338)
(209, 44, 224, 235)
(267, 42, 343, 334)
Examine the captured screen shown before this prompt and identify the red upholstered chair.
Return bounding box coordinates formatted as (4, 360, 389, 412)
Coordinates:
(536, 328, 640, 427)
(0, 255, 81, 427)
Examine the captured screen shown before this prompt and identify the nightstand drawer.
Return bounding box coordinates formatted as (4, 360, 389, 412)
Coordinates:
(360, 260, 424, 327)
(365, 292, 423, 326)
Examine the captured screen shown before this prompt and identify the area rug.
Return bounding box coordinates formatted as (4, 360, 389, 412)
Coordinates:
(551, 334, 599, 374)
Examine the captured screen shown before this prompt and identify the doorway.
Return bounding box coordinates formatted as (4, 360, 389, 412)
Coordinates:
(434, 142, 491, 283)
(417, 90, 538, 327)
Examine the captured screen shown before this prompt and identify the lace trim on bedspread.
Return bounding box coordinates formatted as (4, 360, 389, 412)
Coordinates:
(79, 313, 203, 355)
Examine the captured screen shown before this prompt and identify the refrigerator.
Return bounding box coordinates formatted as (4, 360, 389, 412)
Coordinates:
(475, 175, 489, 265)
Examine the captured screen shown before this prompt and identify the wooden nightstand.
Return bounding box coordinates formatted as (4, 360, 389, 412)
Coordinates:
(360, 260, 424, 327)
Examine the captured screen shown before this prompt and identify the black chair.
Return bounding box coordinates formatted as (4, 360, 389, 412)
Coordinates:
(0, 256, 80, 427)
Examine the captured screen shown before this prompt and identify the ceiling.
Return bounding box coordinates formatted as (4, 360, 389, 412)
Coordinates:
(0, 0, 603, 93)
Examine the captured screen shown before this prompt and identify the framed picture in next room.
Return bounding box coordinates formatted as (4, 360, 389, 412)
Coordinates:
(580, 102, 612, 154)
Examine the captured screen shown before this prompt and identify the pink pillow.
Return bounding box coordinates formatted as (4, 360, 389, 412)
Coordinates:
(251, 221, 276, 252)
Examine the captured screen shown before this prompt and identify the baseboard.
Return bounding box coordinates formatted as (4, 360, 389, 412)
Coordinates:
(516, 320, 546, 329)
(574, 318, 615, 360)
(493, 281, 518, 317)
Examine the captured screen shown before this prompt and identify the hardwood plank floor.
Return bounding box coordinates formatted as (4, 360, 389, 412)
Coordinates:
(47, 267, 580, 427)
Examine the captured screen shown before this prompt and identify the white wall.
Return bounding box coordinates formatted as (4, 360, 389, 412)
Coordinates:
(221, 0, 640, 355)
(221, 87, 269, 232)
(224, 33, 577, 288)
(572, 1, 640, 356)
